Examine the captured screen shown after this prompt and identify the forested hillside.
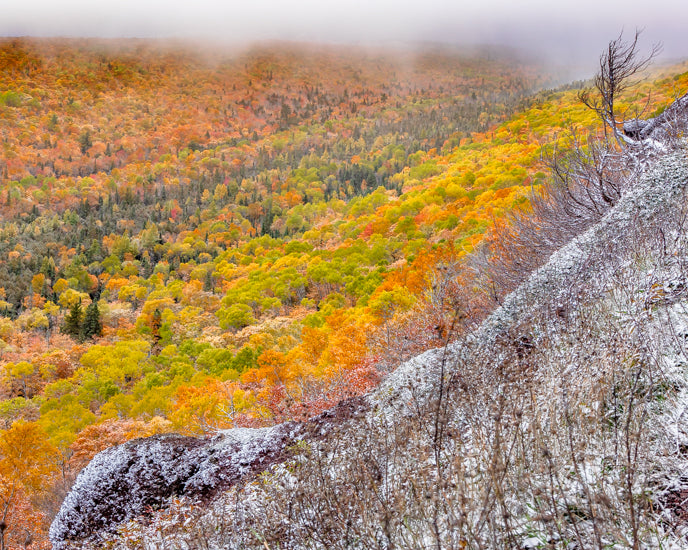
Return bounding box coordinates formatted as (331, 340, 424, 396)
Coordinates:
(1, 37, 687, 549)
(52, 35, 688, 549)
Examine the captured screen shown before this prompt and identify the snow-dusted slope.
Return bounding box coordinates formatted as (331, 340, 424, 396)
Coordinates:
(376, 150, 688, 416)
(50, 425, 303, 548)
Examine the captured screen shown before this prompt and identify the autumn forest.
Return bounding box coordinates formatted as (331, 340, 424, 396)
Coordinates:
(1, 37, 687, 549)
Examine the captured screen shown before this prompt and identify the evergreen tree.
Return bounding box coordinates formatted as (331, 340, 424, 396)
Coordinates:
(82, 301, 102, 340)
(61, 299, 83, 340)
(203, 270, 213, 292)
(78, 129, 92, 154)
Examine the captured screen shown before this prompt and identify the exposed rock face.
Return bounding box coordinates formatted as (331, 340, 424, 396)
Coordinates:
(623, 92, 688, 142)
(50, 434, 207, 549)
(50, 396, 369, 549)
(50, 425, 301, 549)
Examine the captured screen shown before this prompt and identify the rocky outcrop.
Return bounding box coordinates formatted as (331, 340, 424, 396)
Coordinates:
(51, 434, 207, 549)
(50, 426, 300, 549)
(623, 92, 688, 142)
(50, 395, 370, 550)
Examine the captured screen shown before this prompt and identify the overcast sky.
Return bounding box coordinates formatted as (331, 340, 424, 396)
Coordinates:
(2, 0, 687, 69)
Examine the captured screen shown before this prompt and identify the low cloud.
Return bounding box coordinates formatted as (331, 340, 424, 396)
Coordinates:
(2, 0, 687, 70)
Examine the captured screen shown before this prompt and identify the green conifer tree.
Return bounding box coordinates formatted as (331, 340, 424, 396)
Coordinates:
(61, 299, 83, 340)
(82, 301, 102, 340)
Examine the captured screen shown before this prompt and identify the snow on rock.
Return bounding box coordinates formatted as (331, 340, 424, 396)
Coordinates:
(183, 424, 299, 495)
(477, 150, 688, 350)
(50, 434, 206, 549)
(372, 344, 457, 418)
(49, 395, 370, 550)
(623, 92, 688, 142)
(50, 426, 299, 549)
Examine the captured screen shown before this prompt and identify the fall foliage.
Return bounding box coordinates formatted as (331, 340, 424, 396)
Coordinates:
(1, 37, 687, 543)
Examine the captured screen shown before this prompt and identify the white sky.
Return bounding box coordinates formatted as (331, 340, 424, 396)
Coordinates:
(2, 0, 688, 66)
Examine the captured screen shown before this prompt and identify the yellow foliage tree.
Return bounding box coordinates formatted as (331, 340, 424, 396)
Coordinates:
(0, 421, 58, 550)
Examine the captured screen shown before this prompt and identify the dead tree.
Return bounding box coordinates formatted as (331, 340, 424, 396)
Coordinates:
(579, 30, 662, 147)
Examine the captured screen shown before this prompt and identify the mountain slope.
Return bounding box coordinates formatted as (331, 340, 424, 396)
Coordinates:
(51, 115, 688, 549)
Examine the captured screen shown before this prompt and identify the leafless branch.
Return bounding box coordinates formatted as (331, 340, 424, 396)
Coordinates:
(579, 29, 662, 147)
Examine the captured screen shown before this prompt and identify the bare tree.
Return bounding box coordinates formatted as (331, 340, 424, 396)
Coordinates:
(579, 30, 662, 147)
